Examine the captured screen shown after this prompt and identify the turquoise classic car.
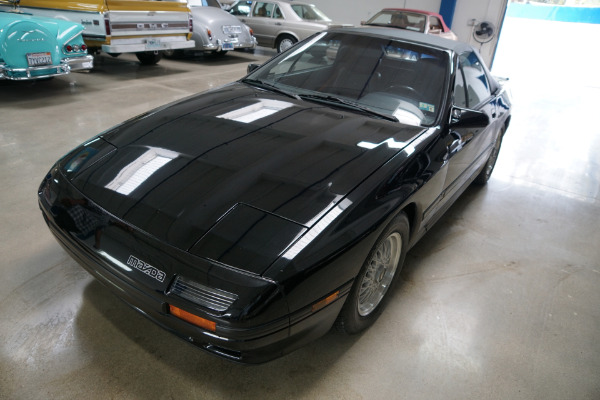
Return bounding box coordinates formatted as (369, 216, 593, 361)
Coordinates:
(0, 3, 93, 80)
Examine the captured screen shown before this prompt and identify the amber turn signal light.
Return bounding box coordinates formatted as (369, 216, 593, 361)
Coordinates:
(169, 304, 216, 332)
(312, 291, 340, 312)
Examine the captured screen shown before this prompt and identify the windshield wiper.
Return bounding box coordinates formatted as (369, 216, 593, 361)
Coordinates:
(241, 78, 301, 100)
(298, 94, 399, 122)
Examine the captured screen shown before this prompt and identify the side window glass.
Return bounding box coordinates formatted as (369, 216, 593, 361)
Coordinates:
(254, 2, 274, 18)
(429, 16, 442, 32)
(454, 64, 467, 108)
(230, 2, 250, 16)
(273, 5, 283, 19)
(459, 52, 491, 107)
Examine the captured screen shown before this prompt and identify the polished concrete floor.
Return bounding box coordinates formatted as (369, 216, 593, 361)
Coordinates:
(1, 18, 599, 399)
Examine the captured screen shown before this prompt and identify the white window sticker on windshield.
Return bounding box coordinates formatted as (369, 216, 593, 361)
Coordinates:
(419, 102, 435, 112)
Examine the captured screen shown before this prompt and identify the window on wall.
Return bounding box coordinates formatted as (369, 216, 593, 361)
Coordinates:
(459, 51, 491, 108)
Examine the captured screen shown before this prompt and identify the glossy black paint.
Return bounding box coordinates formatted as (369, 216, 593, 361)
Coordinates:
(38, 28, 511, 363)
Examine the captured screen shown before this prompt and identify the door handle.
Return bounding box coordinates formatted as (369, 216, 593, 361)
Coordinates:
(275, 22, 282, 26)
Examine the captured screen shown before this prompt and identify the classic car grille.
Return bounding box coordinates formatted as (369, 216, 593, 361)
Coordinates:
(222, 25, 242, 35)
(170, 275, 238, 312)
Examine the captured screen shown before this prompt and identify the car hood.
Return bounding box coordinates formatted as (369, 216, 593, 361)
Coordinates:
(64, 83, 425, 255)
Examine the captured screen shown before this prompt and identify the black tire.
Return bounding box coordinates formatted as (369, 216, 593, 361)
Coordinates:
(335, 212, 410, 334)
(474, 126, 505, 185)
(163, 49, 184, 59)
(276, 34, 297, 53)
(135, 51, 163, 65)
(212, 50, 228, 57)
(106, 52, 121, 58)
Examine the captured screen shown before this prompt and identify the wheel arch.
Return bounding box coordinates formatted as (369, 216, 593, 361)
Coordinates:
(400, 202, 418, 240)
(275, 31, 300, 45)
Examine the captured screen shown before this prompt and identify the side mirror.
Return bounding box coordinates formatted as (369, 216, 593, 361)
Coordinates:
(247, 63, 261, 74)
(449, 107, 490, 129)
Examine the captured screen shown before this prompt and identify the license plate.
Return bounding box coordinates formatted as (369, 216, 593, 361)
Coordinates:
(27, 52, 52, 67)
(146, 38, 161, 49)
(223, 25, 242, 35)
(222, 42, 234, 50)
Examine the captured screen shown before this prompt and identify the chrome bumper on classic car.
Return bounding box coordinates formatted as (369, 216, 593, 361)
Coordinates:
(0, 55, 94, 80)
(199, 37, 257, 52)
(101, 36, 195, 53)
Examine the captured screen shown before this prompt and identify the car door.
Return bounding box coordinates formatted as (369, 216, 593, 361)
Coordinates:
(442, 51, 499, 197)
(240, 1, 278, 47)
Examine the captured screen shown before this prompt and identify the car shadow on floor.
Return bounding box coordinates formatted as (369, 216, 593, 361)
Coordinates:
(74, 278, 361, 397)
(0, 75, 94, 108)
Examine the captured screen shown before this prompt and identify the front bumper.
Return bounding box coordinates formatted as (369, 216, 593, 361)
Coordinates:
(102, 36, 196, 53)
(0, 55, 94, 81)
(38, 171, 347, 363)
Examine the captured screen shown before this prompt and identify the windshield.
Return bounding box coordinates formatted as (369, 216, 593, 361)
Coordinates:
(366, 11, 427, 33)
(244, 31, 449, 126)
(291, 4, 331, 21)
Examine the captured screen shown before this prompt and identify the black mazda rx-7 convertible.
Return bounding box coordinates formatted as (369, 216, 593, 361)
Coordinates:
(38, 27, 511, 363)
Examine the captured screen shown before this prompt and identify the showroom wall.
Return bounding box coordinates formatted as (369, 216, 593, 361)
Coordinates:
(452, 0, 508, 66)
(310, 0, 509, 66)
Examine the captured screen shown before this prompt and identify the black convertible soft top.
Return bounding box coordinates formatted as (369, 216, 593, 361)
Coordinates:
(328, 26, 472, 53)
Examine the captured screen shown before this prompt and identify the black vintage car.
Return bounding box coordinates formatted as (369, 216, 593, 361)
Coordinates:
(38, 27, 511, 363)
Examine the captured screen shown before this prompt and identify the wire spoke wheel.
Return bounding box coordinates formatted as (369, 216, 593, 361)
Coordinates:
(357, 232, 402, 316)
(335, 212, 409, 334)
